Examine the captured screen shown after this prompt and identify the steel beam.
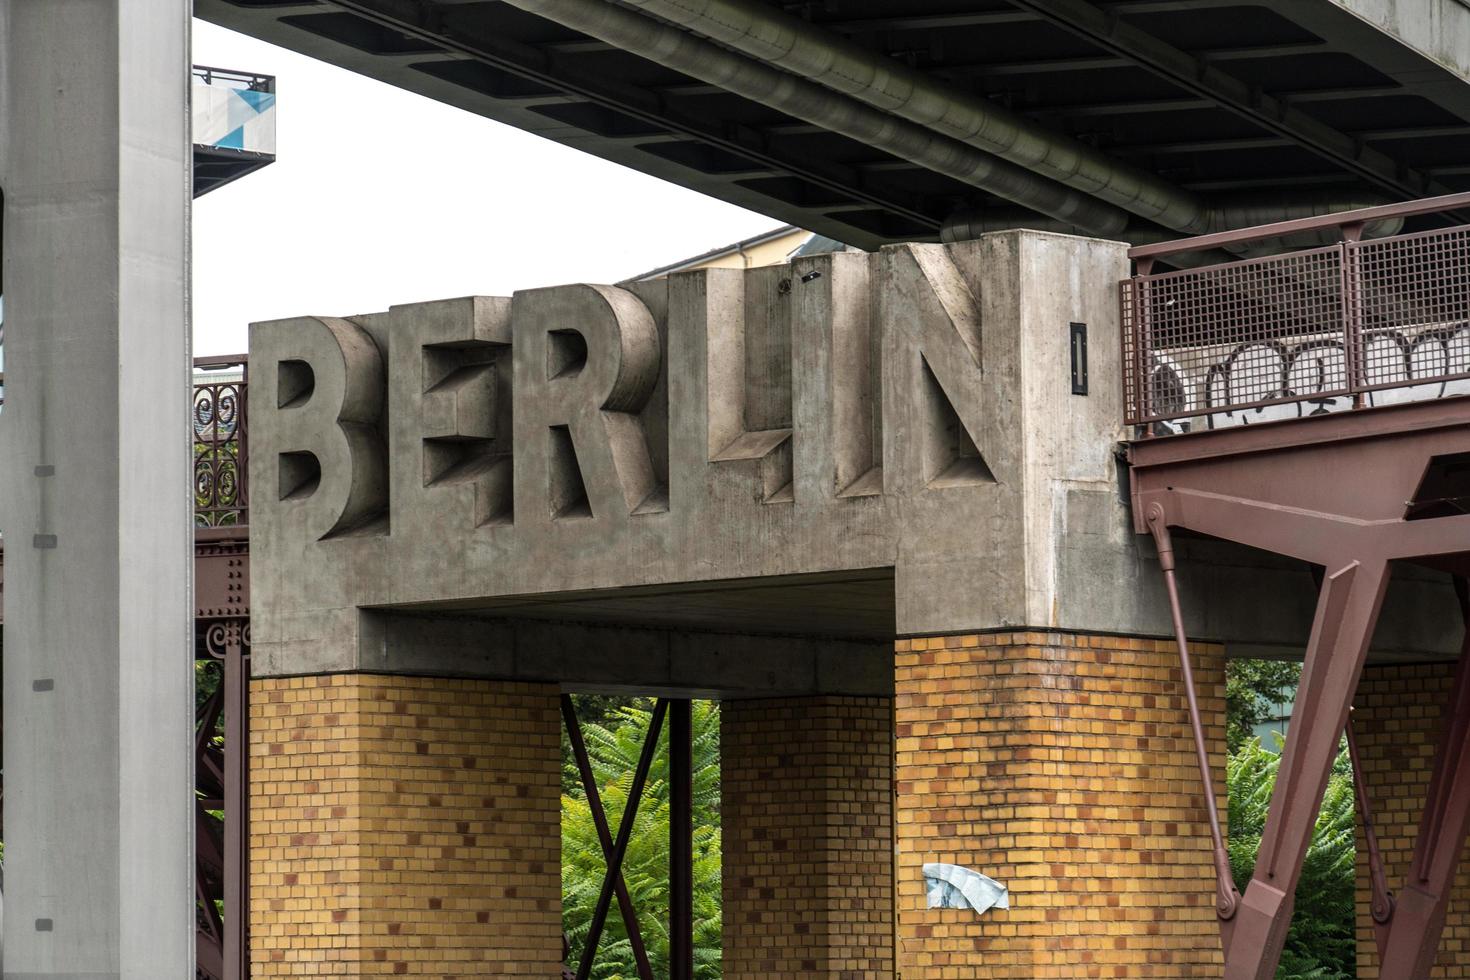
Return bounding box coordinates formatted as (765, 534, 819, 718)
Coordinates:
(0, 2, 195, 976)
(669, 700, 694, 980)
(1009, 0, 1445, 199)
(577, 699, 668, 980)
(1146, 509, 1239, 930)
(327, 0, 941, 233)
(818, 0, 1242, 34)
(1345, 707, 1394, 955)
(222, 628, 250, 980)
(561, 695, 655, 980)
(1225, 559, 1390, 980)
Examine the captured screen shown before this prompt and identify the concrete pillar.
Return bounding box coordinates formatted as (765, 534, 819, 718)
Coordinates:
(721, 696, 894, 978)
(248, 675, 563, 976)
(0, 1, 194, 975)
(894, 631, 1227, 978)
(1353, 663, 1470, 977)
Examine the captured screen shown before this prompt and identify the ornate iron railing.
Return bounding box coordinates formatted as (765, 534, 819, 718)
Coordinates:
(1122, 192, 1470, 433)
(194, 355, 249, 527)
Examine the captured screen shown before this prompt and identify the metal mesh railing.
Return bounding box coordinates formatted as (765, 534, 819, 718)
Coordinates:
(1122, 196, 1470, 433)
(1349, 225, 1470, 403)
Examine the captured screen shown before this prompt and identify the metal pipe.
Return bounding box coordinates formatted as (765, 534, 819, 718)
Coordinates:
(669, 700, 694, 980)
(561, 696, 655, 980)
(943, 201, 1402, 251)
(1145, 505, 1240, 925)
(1130, 190, 1470, 262)
(1344, 707, 1395, 935)
(501, 0, 1131, 234)
(578, 698, 669, 980)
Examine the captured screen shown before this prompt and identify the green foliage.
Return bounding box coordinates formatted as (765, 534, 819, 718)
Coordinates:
(1228, 736, 1357, 979)
(562, 701, 722, 979)
(562, 695, 654, 795)
(1227, 659, 1301, 754)
(196, 658, 223, 714)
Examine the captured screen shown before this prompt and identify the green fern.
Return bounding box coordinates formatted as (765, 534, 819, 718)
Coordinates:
(1228, 736, 1357, 979)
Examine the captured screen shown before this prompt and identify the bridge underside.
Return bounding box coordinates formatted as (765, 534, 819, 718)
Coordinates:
(198, 0, 1470, 250)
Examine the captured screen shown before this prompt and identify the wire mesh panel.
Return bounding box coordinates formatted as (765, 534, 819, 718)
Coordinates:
(1348, 225, 1470, 407)
(194, 364, 248, 526)
(1121, 246, 1347, 429)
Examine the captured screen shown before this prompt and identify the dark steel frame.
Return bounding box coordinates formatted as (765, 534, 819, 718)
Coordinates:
(192, 65, 275, 94)
(560, 696, 696, 980)
(191, 357, 253, 980)
(195, 619, 251, 980)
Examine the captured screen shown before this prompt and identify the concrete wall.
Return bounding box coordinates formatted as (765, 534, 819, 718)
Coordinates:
(1328, 0, 1470, 83)
(248, 231, 1457, 686)
(0, 2, 195, 976)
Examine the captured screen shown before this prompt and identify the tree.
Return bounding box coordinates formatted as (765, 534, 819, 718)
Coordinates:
(562, 701, 723, 979)
(1228, 735, 1357, 979)
(1227, 659, 1301, 754)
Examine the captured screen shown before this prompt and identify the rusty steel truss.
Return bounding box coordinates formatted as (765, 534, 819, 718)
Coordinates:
(1125, 195, 1470, 979)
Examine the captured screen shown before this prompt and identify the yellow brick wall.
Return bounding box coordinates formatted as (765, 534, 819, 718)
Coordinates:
(895, 631, 1227, 978)
(249, 673, 563, 977)
(1354, 662, 1470, 977)
(722, 696, 895, 979)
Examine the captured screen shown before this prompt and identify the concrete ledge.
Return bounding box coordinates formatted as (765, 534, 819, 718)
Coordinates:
(344, 611, 896, 698)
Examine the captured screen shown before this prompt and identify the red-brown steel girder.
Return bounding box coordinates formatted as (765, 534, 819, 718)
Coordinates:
(1130, 396, 1470, 979)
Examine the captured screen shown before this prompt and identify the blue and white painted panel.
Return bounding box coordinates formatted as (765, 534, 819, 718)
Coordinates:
(192, 81, 276, 156)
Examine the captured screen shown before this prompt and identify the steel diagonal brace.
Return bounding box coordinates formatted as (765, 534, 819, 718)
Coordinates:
(1375, 579, 1470, 978)
(1224, 558, 1389, 980)
(1145, 505, 1240, 935)
(561, 695, 659, 980)
(1345, 706, 1395, 953)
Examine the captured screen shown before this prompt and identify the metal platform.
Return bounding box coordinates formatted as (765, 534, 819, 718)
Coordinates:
(1123, 194, 1470, 980)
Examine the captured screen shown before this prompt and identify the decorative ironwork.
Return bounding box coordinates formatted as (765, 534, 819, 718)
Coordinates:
(204, 619, 251, 660)
(194, 357, 249, 527)
(1122, 192, 1470, 431)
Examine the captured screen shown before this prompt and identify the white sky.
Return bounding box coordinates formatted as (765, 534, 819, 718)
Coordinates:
(191, 19, 783, 356)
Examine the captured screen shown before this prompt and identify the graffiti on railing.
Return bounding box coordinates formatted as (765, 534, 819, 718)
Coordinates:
(1148, 322, 1470, 433)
